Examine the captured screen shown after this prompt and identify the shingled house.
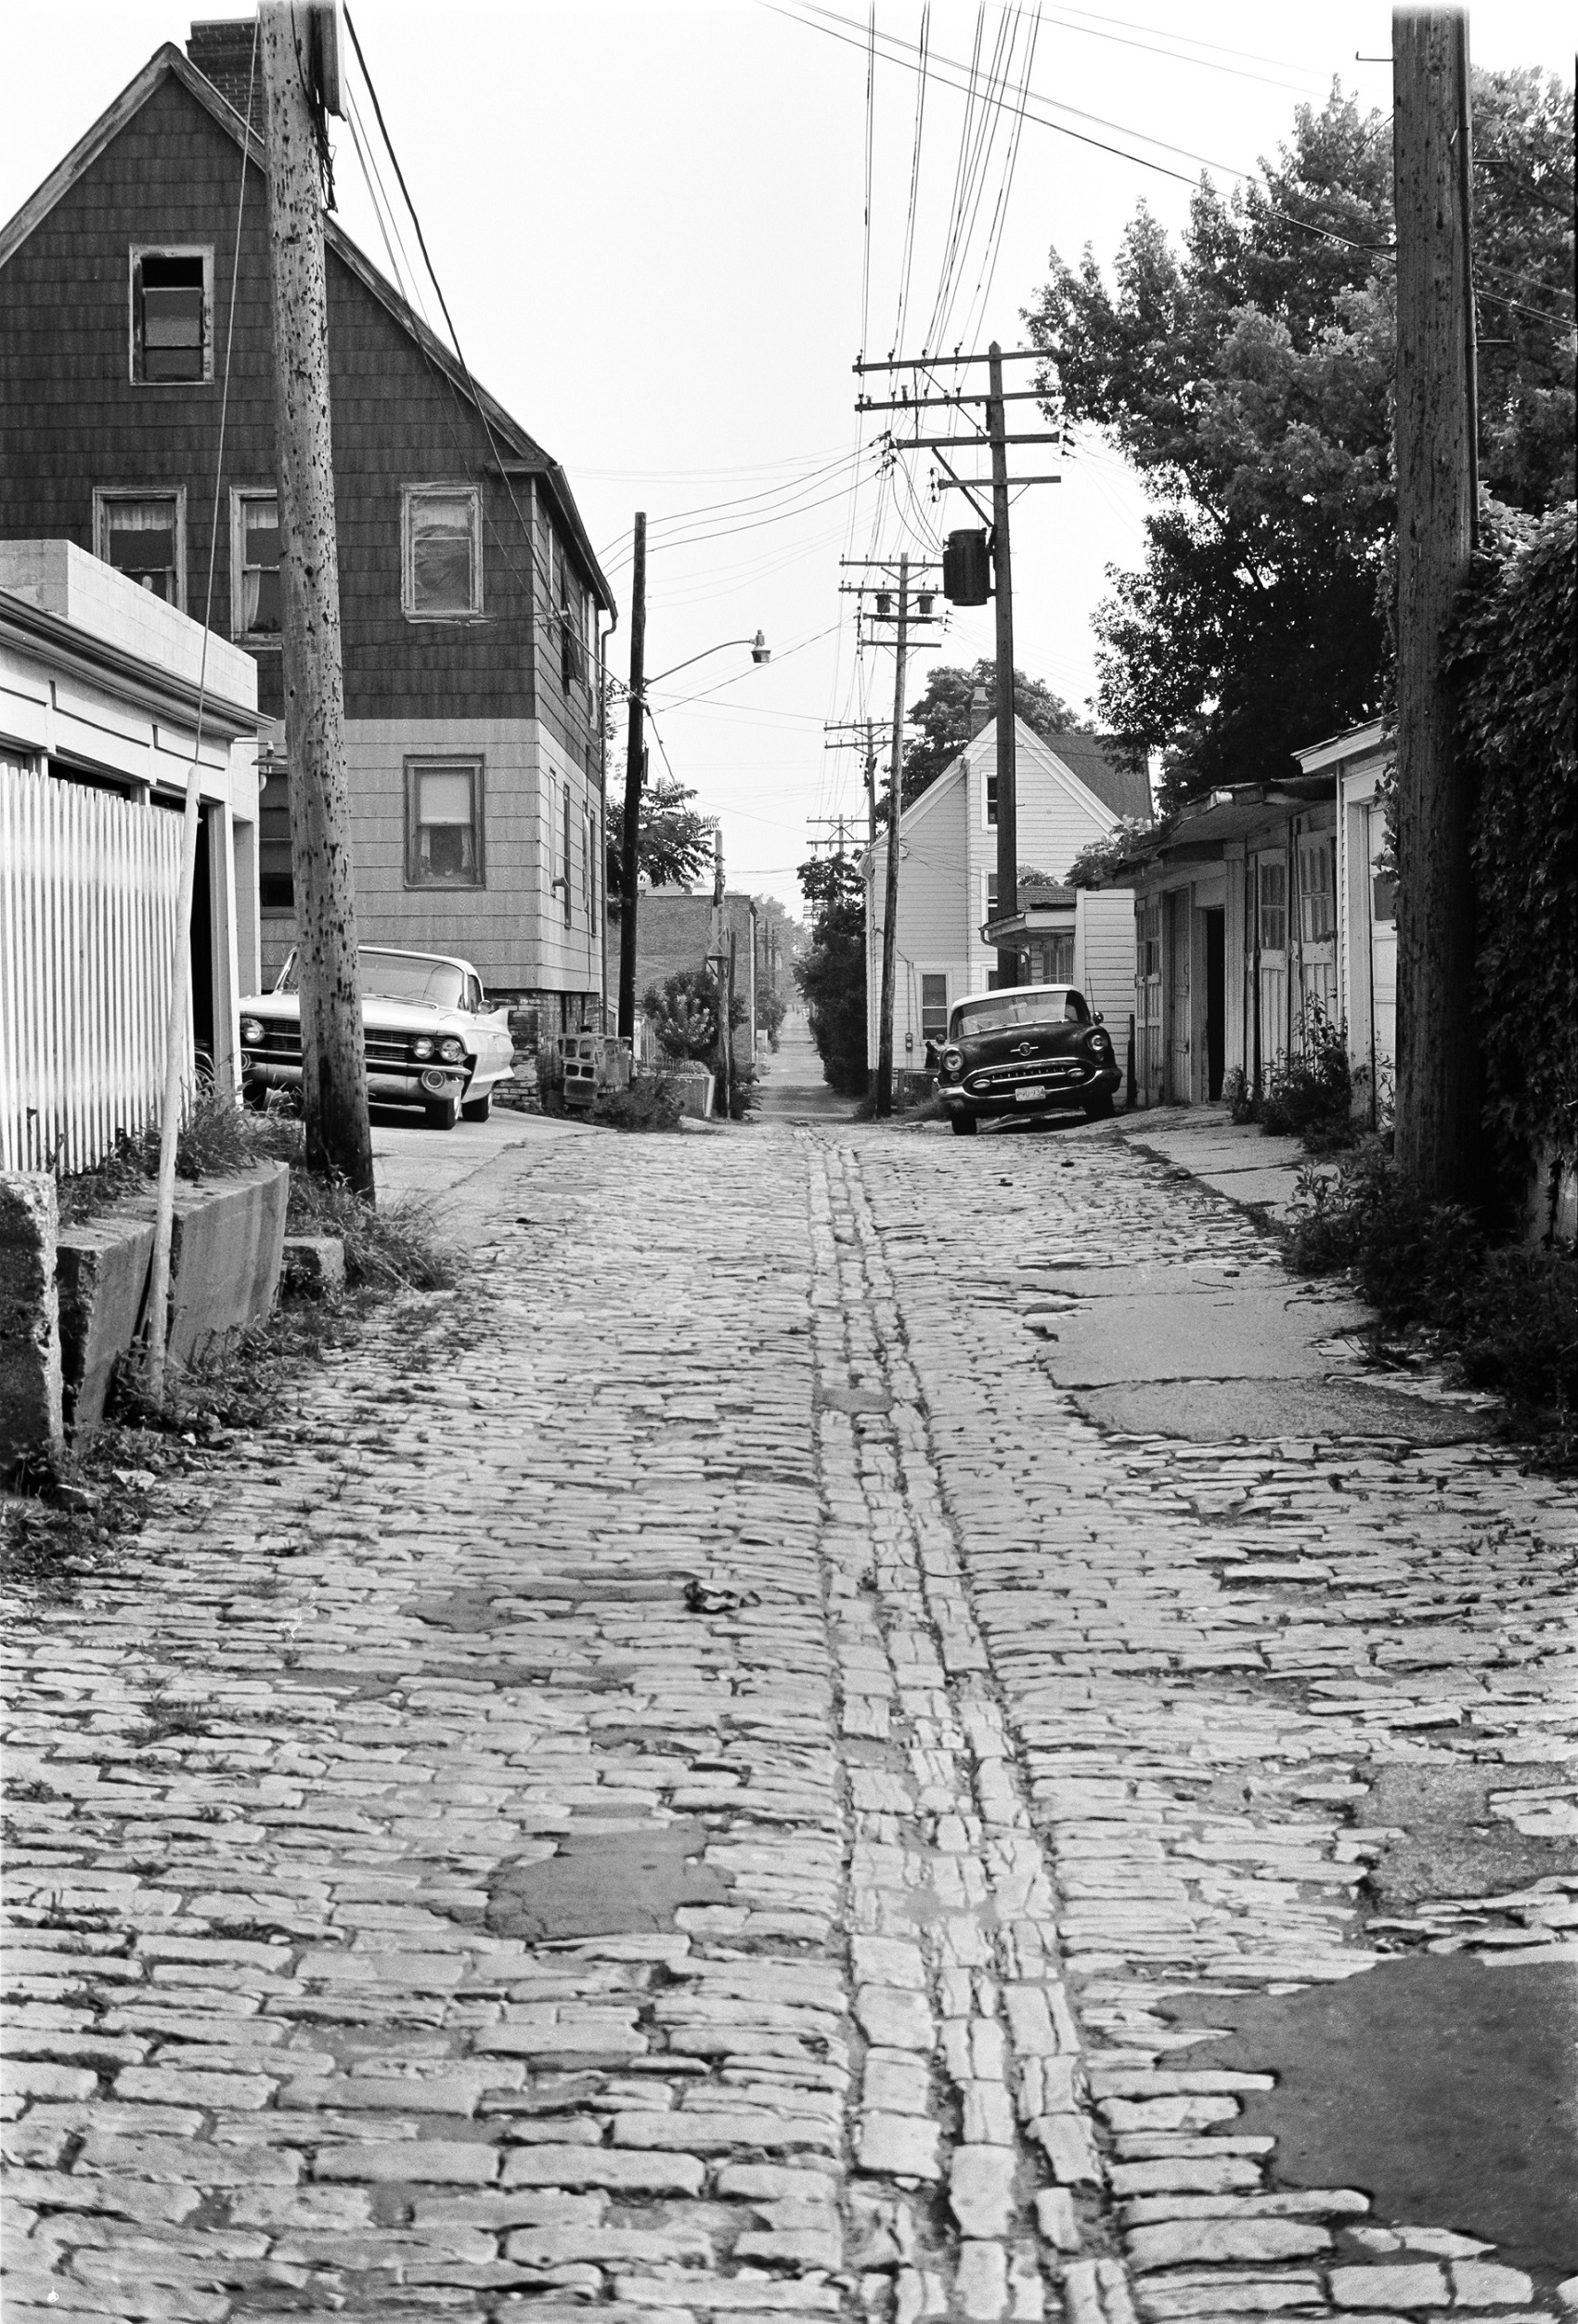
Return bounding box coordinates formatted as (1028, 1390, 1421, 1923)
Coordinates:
(0, 23, 614, 1025)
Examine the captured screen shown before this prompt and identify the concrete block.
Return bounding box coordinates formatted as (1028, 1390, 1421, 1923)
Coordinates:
(56, 1213, 156, 1433)
(667, 1068, 715, 1120)
(0, 1171, 63, 1464)
(281, 1235, 345, 1299)
(166, 1161, 289, 1361)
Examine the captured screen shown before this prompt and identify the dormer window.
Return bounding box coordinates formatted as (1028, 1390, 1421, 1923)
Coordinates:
(130, 248, 213, 384)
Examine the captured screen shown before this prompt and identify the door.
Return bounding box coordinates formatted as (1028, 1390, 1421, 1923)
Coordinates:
(1166, 889, 1192, 1102)
(1297, 829, 1338, 1035)
(1367, 802, 1397, 1096)
(1202, 908, 1225, 1101)
(1135, 899, 1162, 1103)
(1253, 850, 1288, 1084)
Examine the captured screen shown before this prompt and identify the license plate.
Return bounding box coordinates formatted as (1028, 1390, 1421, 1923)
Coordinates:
(1015, 1084, 1048, 1104)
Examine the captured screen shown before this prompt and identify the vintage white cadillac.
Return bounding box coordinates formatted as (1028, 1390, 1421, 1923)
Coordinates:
(239, 947, 516, 1130)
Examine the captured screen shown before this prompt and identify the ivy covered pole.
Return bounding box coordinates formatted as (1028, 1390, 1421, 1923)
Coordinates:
(1391, 6, 1480, 1201)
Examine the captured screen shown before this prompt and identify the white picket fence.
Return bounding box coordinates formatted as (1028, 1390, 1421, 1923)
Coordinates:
(0, 761, 187, 1175)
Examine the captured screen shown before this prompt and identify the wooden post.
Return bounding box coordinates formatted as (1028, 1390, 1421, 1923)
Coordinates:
(617, 513, 646, 1040)
(989, 342, 1018, 988)
(876, 554, 910, 1118)
(260, 0, 372, 1193)
(1392, 7, 1479, 1200)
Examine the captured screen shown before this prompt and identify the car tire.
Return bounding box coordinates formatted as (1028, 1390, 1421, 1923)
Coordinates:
(1082, 1087, 1116, 1122)
(460, 1087, 492, 1123)
(950, 1113, 979, 1136)
(425, 1096, 459, 1131)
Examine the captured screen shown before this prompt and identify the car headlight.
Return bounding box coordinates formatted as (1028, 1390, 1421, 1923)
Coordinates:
(439, 1038, 465, 1065)
(411, 1037, 433, 1059)
(241, 1017, 265, 1045)
(940, 1045, 964, 1076)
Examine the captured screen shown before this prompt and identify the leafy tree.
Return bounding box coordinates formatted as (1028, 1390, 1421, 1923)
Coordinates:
(901, 660, 1092, 807)
(1065, 816, 1160, 889)
(1028, 73, 1574, 811)
(794, 853, 867, 1097)
(643, 967, 745, 1063)
(607, 778, 713, 914)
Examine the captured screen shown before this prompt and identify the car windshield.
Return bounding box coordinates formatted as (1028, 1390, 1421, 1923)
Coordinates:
(277, 950, 467, 1009)
(951, 988, 1088, 1036)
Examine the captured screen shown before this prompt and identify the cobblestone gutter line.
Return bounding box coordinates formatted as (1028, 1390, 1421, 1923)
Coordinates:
(844, 1127, 1576, 2319)
(809, 1141, 1135, 2324)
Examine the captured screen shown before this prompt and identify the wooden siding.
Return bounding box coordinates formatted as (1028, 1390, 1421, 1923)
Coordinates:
(1072, 890, 1134, 1032)
(1, 761, 185, 1172)
(260, 718, 601, 997)
(0, 71, 600, 774)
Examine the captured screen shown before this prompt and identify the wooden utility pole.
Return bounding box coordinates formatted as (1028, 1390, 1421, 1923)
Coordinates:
(876, 554, 912, 1119)
(1392, 7, 1479, 1200)
(617, 512, 647, 1041)
(259, 1, 372, 1192)
(988, 342, 1018, 987)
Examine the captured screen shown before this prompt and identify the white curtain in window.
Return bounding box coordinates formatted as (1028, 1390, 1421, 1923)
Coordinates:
(411, 495, 474, 612)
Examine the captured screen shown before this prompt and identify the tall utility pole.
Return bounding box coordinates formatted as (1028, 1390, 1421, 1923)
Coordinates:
(617, 512, 647, 1041)
(1392, 8, 1479, 1201)
(260, 0, 372, 1192)
(877, 555, 912, 1120)
(856, 345, 1063, 991)
(987, 343, 1018, 987)
(710, 825, 731, 1119)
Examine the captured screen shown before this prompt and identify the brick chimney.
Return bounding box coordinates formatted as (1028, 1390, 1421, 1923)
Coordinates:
(969, 678, 992, 737)
(187, 19, 264, 136)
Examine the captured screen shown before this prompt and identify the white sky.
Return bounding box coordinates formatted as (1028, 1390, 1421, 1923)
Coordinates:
(4, 3, 1572, 911)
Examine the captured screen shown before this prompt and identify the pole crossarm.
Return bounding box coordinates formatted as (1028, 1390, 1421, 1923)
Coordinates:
(935, 473, 1064, 487)
(858, 389, 1051, 413)
(888, 432, 1066, 450)
(838, 558, 943, 571)
(854, 348, 1044, 374)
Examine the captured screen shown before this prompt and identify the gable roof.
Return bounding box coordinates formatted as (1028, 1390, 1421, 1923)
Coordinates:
(0, 43, 614, 616)
(1037, 731, 1150, 820)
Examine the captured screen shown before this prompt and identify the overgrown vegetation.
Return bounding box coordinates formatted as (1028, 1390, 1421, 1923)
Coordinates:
(794, 851, 867, 1097)
(1065, 814, 1161, 890)
(1447, 501, 1577, 1229)
(1287, 1140, 1576, 1464)
(590, 1076, 683, 1132)
(605, 774, 714, 910)
(285, 1172, 457, 1292)
(1258, 1007, 1356, 1150)
(56, 1084, 303, 1225)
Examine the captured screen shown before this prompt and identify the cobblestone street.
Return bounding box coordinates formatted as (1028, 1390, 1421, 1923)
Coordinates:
(5, 1116, 1575, 2322)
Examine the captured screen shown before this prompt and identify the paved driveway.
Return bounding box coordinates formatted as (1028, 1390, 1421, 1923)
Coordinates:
(5, 1118, 1573, 2318)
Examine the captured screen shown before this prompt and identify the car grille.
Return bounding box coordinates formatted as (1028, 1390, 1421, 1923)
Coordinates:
(245, 1025, 433, 1071)
(964, 1058, 1085, 1094)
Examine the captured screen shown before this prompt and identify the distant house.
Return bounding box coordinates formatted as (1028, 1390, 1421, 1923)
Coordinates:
(2, 539, 263, 1173)
(865, 717, 1151, 1073)
(0, 23, 614, 1027)
(1299, 721, 1393, 1125)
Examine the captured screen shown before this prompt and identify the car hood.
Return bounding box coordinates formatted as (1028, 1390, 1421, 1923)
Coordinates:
(955, 1020, 1091, 1068)
(239, 992, 492, 1037)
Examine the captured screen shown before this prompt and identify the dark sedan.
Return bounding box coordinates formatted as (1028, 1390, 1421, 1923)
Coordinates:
(935, 985, 1120, 1136)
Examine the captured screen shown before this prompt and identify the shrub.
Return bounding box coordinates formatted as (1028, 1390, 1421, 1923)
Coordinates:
(1287, 1137, 1575, 1461)
(723, 1060, 760, 1122)
(590, 1076, 683, 1132)
(57, 1087, 304, 1226)
(1259, 1006, 1355, 1150)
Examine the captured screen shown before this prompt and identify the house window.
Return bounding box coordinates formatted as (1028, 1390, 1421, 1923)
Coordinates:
(405, 758, 484, 886)
(259, 765, 293, 910)
(1258, 859, 1287, 953)
(231, 489, 281, 643)
(921, 975, 948, 1040)
(1298, 836, 1336, 941)
(403, 486, 482, 618)
(985, 772, 998, 826)
(130, 248, 212, 383)
(1137, 901, 1160, 980)
(986, 872, 998, 913)
(94, 489, 185, 606)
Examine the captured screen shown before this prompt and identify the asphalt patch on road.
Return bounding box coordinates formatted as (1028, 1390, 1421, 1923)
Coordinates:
(1071, 1377, 1485, 1443)
(1365, 1761, 1576, 1904)
(486, 1818, 732, 1941)
(1159, 1954, 1578, 2277)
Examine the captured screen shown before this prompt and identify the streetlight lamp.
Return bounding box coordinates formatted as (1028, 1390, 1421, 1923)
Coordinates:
(617, 626, 770, 1043)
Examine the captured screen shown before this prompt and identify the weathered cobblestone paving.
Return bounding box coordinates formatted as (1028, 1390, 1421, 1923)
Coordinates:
(4, 1117, 1574, 2321)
